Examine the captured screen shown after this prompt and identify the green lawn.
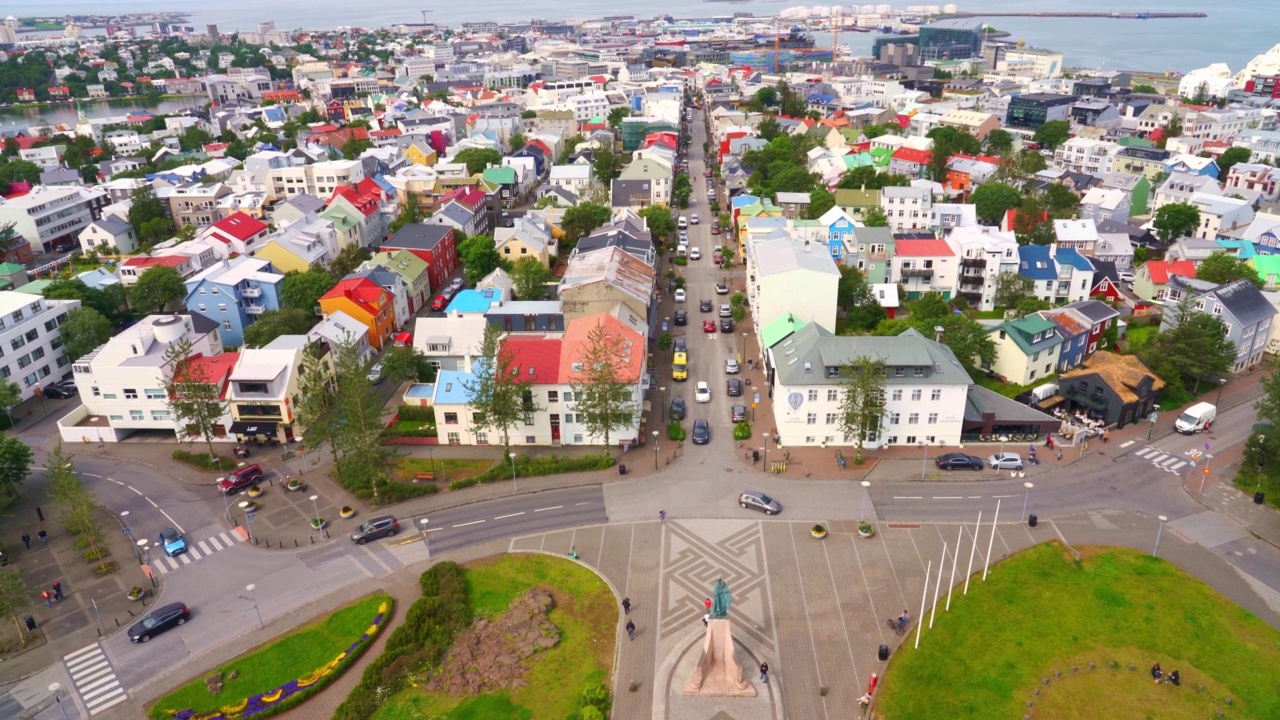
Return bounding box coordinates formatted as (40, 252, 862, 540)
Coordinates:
(392, 457, 493, 482)
(149, 593, 389, 719)
(971, 371, 1051, 399)
(875, 544, 1280, 719)
(373, 554, 615, 720)
(1123, 324, 1158, 353)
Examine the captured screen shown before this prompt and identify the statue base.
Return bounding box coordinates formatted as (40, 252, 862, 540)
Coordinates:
(682, 618, 757, 697)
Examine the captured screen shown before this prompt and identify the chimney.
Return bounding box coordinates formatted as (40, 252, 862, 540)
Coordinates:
(934, 325, 944, 343)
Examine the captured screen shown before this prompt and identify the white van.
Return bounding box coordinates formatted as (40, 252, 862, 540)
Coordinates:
(1175, 402, 1217, 434)
(678, 216, 688, 229)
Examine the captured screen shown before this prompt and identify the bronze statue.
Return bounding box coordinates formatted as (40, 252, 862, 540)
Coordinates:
(711, 577, 731, 618)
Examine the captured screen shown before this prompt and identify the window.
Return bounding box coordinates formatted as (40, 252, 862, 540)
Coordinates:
(198, 304, 206, 312)
(928, 413, 938, 424)
(524, 412, 535, 426)
(807, 389, 818, 402)
(1212, 303, 1223, 316)
(913, 367, 924, 377)
(218, 304, 227, 312)
(447, 432, 460, 445)
(826, 413, 839, 424)
(827, 389, 839, 402)
(211, 286, 219, 294)
(547, 390, 559, 403)
(908, 413, 919, 425)
(931, 389, 941, 401)
(10, 336, 25, 351)
(905, 435, 917, 444)
(889, 412, 900, 424)
(911, 389, 922, 402)
(130, 410, 144, 420)
(806, 412, 817, 425)
(124, 388, 138, 399)
(145, 389, 165, 400)
(893, 367, 905, 377)
(103, 392, 117, 399)
(476, 432, 489, 445)
(224, 321, 232, 331)
(563, 413, 574, 423)
(16, 353, 30, 368)
(91, 386, 100, 397)
(891, 389, 902, 401)
(151, 410, 172, 420)
(444, 412, 459, 424)
(564, 391, 574, 402)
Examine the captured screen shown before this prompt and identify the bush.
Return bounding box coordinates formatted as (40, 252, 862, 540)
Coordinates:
(673, 256, 688, 266)
(579, 682, 611, 716)
(83, 547, 109, 562)
(172, 449, 235, 472)
(395, 404, 434, 422)
(668, 419, 686, 441)
(733, 421, 752, 441)
(452, 453, 615, 490)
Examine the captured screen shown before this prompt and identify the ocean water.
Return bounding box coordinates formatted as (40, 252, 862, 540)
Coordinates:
(13, 0, 1278, 72)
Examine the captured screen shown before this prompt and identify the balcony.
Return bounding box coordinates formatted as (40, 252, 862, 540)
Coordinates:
(960, 257, 986, 269)
(900, 267, 934, 278)
(245, 304, 266, 315)
(959, 290, 983, 306)
(241, 286, 262, 298)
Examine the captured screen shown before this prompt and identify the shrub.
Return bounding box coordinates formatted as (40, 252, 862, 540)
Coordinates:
(172, 449, 235, 472)
(673, 256, 688, 266)
(733, 421, 752, 441)
(83, 547, 109, 562)
(668, 420, 686, 441)
(458, 453, 615, 489)
(579, 682, 611, 716)
(395, 404, 434, 422)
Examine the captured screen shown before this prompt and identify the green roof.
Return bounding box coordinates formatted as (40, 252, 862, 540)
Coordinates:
(1118, 136, 1154, 148)
(993, 315, 1059, 354)
(843, 152, 876, 170)
(0, 262, 27, 274)
(868, 147, 893, 167)
(482, 167, 517, 184)
(14, 279, 51, 296)
(761, 312, 808, 350)
(1250, 254, 1280, 279)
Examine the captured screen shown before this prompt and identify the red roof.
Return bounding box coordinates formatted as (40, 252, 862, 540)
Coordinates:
(12, 136, 42, 151)
(369, 128, 402, 138)
(123, 256, 188, 270)
(894, 238, 953, 257)
(323, 277, 392, 317)
(210, 212, 268, 242)
(437, 186, 486, 210)
(179, 352, 240, 399)
(501, 336, 563, 385)
(328, 177, 384, 217)
(1145, 259, 1197, 284)
(588, 75, 610, 85)
(891, 147, 932, 164)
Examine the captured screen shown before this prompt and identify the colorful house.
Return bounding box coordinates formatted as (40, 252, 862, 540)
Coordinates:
(319, 277, 397, 349)
(1132, 259, 1197, 302)
(381, 224, 460, 293)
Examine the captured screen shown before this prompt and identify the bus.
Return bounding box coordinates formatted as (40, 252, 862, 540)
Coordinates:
(672, 351, 688, 381)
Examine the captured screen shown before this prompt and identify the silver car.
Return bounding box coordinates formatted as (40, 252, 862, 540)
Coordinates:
(739, 491, 781, 515)
(987, 452, 1024, 470)
(725, 358, 740, 374)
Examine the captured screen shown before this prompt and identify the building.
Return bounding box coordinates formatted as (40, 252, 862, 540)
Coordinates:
(880, 186, 933, 232)
(165, 182, 232, 230)
(1133, 259, 1197, 302)
(1005, 93, 1077, 131)
(77, 216, 138, 255)
(184, 256, 286, 347)
(918, 19, 984, 60)
(0, 185, 96, 252)
(307, 311, 371, 363)
(319, 276, 397, 350)
(381, 224, 460, 294)
(1055, 352, 1164, 429)
(412, 312, 488, 372)
(0, 291, 78, 400)
(1160, 278, 1276, 373)
(951, 226, 1019, 311)
(893, 237, 958, 301)
(987, 314, 1062, 385)
(746, 235, 841, 340)
(227, 335, 313, 445)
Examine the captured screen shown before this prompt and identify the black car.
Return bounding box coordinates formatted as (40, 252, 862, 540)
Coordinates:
(673, 337, 687, 353)
(351, 515, 399, 544)
(42, 382, 77, 399)
(669, 397, 687, 420)
(129, 602, 189, 643)
(935, 452, 984, 471)
(731, 404, 746, 422)
(699, 299, 713, 313)
(691, 419, 710, 445)
(720, 318, 734, 333)
(726, 379, 743, 397)
(674, 310, 687, 326)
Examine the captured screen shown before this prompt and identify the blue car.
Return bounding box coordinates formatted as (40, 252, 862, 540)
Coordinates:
(158, 528, 187, 557)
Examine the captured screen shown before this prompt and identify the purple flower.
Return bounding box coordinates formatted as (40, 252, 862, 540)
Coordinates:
(371, 613, 384, 625)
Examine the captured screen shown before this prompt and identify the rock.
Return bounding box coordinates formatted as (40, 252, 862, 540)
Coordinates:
(207, 683, 222, 696)
(227, 670, 238, 681)
(425, 588, 561, 697)
(1088, 663, 1095, 670)
(205, 673, 222, 686)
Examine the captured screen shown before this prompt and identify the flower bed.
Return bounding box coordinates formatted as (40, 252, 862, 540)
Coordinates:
(151, 595, 391, 720)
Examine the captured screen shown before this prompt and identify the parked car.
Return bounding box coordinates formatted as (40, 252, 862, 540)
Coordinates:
(129, 602, 189, 643)
(695, 381, 711, 403)
(448, 277, 464, 293)
(704, 319, 716, 333)
(367, 362, 384, 383)
(719, 304, 732, 318)
(689, 247, 701, 260)
(674, 289, 686, 303)
(42, 382, 77, 399)
(673, 337, 687, 353)
(700, 299, 713, 313)
(691, 213, 700, 224)
(725, 358, 739, 374)
(669, 397, 687, 420)
(739, 491, 781, 515)
(350, 515, 400, 544)
(157, 528, 187, 557)
(217, 464, 263, 495)
(691, 418, 710, 445)
(731, 404, 746, 422)
(935, 453, 984, 471)
(726, 378, 743, 396)
(430, 294, 448, 312)
(720, 318, 733, 333)
(987, 452, 1024, 471)
(674, 310, 687, 326)
(715, 282, 729, 295)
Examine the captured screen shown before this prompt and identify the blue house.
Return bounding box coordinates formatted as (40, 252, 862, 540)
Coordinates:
(512, 143, 548, 177)
(1017, 245, 1058, 300)
(817, 207, 859, 261)
(447, 288, 505, 315)
(1164, 154, 1219, 179)
(183, 256, 285, 346)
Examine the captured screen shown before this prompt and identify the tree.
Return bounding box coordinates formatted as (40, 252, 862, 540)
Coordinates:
(458, 234, 504, 285)
(0, 159, 40, 186)
(1196, 251, 1263, 288)
(59, 307, 114, 363)
(129, 265, 185, 315)
(1131, 84, 1158, 94)
(508, 133, 527, 152)
(464, 324, 538, 451)
(294, 342, 339, 467)
(1217, 147, 1252, 175)
(984, 128, 1014, 155)
(836, 267, 887, 333)
(520, 109, 537, 119)
(164, 338, 230, 458)
(1032, 120, 1071, 150)
(607, 106, 631, 128)
(836, 166, 911, 190)
(1255, 369, 1280, 428)
(803, 188, 836, 220)
(837, 357, 886, 464)
(510, 256, 554, 300)
(971, 182, 1022, 224)
(757, 116, 782, 141)
(754, 86, 779, 108)
(330, 340, 394, 502)
(1012, 193, 1055, 246)
(0, 564, 32, 640)
(592, 144, 621, 183)
(561, 203, 612, 246)
(638, 205, 677, 243)
(568, 319, 639, 447)
(0, 380, 19, 429)
(452, 148, 502, 176)
(863, 207, 889, 227)
(993, 271, 1034, 309)
(330, 243, 369, 278)
(44, 278, 128, 324)
(242, 307, 317, 348)
(0, 435, 32, 509)
(1043, 183, 1080, 219)
(925, 126, 982, 182)
(1153, 202, 1201, 241)
(388, 197, 422, 235)
(382, 344, 425, 386)
(1144, 301, 1236, 392)
(341, 136, 372, 159)
(138, 217, 173, 248)
(281, 269, 338, 312)
(126, 182, 166, 235)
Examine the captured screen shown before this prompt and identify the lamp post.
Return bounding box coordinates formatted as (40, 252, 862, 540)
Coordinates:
(653, 430, 660, 470)
(996, 435, 1010, 475)
(1148, 411, 1157, 442)
(1153, 515, 1168, 558)
(137, 539, 155, 586)
(1199, 442, 1212, 494)
(419, 518, 431, 562)
(246, 583, 263, 629)
(660, 386, 667, 421)
(509, 453, 518, 494)
(49, 683, 68, 720)
(860, 480, 871, 522)
(120, 510, 140, 563)
(919, 441, 927, 480)
(222, 485, 232, 524)
(1215, 377, 1227, 408)
(239, 500, 255, 543)
(1020, 481, 1034, 523)
(309, 494, 320, 524)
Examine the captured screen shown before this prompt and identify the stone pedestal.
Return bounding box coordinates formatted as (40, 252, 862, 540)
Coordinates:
(682, 618, 756, 697)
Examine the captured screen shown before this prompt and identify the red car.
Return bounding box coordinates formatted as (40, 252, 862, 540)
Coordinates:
(430, 294, 448, 312)
(217, 464, 263, 494)
(703, 320, 716, 333)
(714, 254, 724, 265)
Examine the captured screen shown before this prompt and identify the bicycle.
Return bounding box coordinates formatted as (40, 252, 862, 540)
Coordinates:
(887, 617, 908, 636)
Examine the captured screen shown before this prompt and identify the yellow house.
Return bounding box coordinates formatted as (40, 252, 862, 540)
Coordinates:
(253, 240, 315, 274)
(404, 141, 438, 166)
(494, 220, 555, 267)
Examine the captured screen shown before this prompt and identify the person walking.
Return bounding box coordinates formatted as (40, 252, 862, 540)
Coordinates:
(659, 509, 666, 525)
(897, 609, 909, 632)
(626, 619, 636, 641)
(38, 529, 47, 545)
(21, 532, 30, 550)
(760, 661, 769, 684)
(52, 581, 63, 601)
(41, 590, 52, 607)
(705, 597, 713, 613)
(621, 596, 631, 615)
(1103, 428, 1110, 443)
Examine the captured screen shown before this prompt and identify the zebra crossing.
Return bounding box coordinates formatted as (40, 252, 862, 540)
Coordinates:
(152, 530, 245, 574)
(63, 642, 127, 715)
(1133, 445, 1211, 475)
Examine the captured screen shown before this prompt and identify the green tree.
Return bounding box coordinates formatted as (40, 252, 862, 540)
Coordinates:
(294, 342, 339, 467)
(1012, 193, 1055, 245)
(592, 144, 621, 183)
(59, 307, 114, 363)
(452, 148, 502, 175)
(607, 106, 631, 128)
(0, 434, 32, 509)
(993, 271, 1034, 309)
(984, 128, 1014, 155)
(754, 86, 779, 108)
(382, 344, 426, 386)
(836, 267, 887, 333)
(126, 182, 166, 235)
(464, 324, 538, 451)
(863, 207, 889, 227)
(0, 564, 32, 640)
(1131, 84, 1158, 94)
(138, 217, 173, 248)
(330, 243, 369, 278)
(281, 268, 338, 312)
(1032, 120, 1071, 150)
(1216, 147, 1252, 175)
(1196, 251, 1263, 288)
(1254, 369, 1280, 428)
(510, 256, 554, 300)
(508, 133, 527, 152)
(925, 126, 982, 182)
(804, 188, 836, 220)
(758, 116, 782, 141)
(341, 136, 373, 159)
(836, 166, 911, 190)
(387, 197, 422, 235)
(242, 307, 316, 348)
(330, 340, 394, 502)
(1144, 300, 1236, 392)
(638, 205, 677, 243)
(0, 159, 40, 186)
(561, 203, 612, 246)
(163, 337, 230, 458)
(1043, 183, 1080, 219)
(129, 265, 186, 315)
(0, 379, 18, 429)
(458, 234, 504, 285)
(837, 357, 886, 464)
(521, 109, 537, 119)
(568, 319, 639, 447)
(971, 182, 1022, 225)
(1153, 201, 1201, 241)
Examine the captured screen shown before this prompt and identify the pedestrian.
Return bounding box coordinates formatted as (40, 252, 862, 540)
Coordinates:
(897, 609, 909, 631)
(705, 597, 713, 613)
(1103, 428, 1110, 443)
(702, 613, 709, 628)
(41, 590, 52, 607)
(626, 619, 636, 641)
(21, 532, 30, 550)
(621, 596, 631, 615)
(1057, 450, 1063, 461)
(38, 529, 47, 545)
(1151, 662, 1162, 684)
(760, 661, 769, 684)
(1083, 439, 1089, 452)
(659, 509, 666, 524)
(52, 581, 62, 601)
(1168, 669, 1180, 686)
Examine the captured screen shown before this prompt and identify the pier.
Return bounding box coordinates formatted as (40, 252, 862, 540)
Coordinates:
(937, 11, 1206, 20)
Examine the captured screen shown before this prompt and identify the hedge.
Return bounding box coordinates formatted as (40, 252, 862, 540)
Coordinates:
(332, 564, 470, 720)
(447, 453, 615, 491)
(172, 449, 236, 472)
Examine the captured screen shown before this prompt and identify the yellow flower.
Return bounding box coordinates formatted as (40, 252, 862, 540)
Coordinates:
(366, 624, 379, 636)
(220, 697, 249, 716)
(378, 601, 388, 614)
(260, 688, 283, 704)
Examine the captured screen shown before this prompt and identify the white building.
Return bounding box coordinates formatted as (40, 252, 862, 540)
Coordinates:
(950, 226, 1019, 311)
(1054, 137, 1119, 175)
(880, 185, 933, 232)
(0, 185, 96, 251)
(266, 160, 366, 201)
(0, 292, 79, 400)
(746, 232, 841, 340)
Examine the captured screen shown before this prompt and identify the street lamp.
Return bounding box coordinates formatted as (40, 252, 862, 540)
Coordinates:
(1199, 442, 1212, 494)
(919, 441, 927, 480)
(1021, 481, 1034, 523)
(860, 480, 871, 522)
(1215, 377, 1227, 408)
(509, 453, 518, 494)
(660, 386, 667, 421)
(239, 500, 256, 543)
(1153, 515, 1168, 558)
(120, 510, 140, 563)
(419, 518, 431, 561)
(996, 435, 1010, 475)
(137, 539, 155, 586)
(309, 494, 320, 524)
(49, 683, 68, 720)
(246, 583, 263, 629)
(652, 430, 660, 470)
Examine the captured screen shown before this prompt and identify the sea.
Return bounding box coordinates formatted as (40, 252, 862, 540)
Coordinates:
(15, 0, 1276, 74)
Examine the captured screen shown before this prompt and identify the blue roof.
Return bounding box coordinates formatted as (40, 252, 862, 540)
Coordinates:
(446, 288, 504, 314)
(371, 174, 395, 194)
(1054, 247, 1094, 271)
(1217, 238, 1256, 259)
(433, 371, 475, 404)
(1018, 245, 1057, 280)
(808, 93, 835, 104)
(731, 194, 760, 209)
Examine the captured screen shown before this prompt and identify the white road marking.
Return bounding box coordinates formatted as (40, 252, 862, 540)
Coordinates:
(179, 553, 192, 565)
(1160, 456, 1182, 467)
(1169, 461, 1187, 471)
(108, 478, 124, 486)
(493, 512, 525, 519)
(1119, 440, 1135, 448)
(992, 494, 1018, 499)
(574, 502, 591, 506)
(129, 486, 143, 495)
(159, 509, 184, 533)
(932, 496, 963, 499)
(63, 644, 126, 715)
(206, 536, 223, 551)
(185, 547, 202, 560)
(146, 497, 158, 507)
(82, 473, 102, 478)
(967, 496, 983, 499)
(452, 520, 484, 528)
(534, 506, 564, 512)
(892, 496, 924, 500)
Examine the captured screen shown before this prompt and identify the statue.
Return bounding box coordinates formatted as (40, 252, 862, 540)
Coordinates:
(710, 577, 732, 618)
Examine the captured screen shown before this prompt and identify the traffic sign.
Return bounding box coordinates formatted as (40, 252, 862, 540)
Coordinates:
(246, 512, 257, 522)
(121, 527, 130, 536)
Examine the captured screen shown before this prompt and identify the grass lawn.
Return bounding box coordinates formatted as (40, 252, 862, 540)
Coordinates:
(1123, 324, 1158, 353)
(875, 544, 1280, 719)
(373, 554, 615, 720)
(971, 371, 1051, 399)
(392, 457, 493, 482)
(969, 308, 1009, 320)
(148, 593, 389, 719)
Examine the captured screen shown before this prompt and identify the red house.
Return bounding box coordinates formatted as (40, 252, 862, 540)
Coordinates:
(47, 86, 71, 98)
(381, 224, 459, 291)
(16, 88, 35, 102)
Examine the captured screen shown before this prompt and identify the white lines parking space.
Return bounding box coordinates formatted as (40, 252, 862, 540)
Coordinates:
(152, 530, 244, 574)
(63, 643, 126, 715)
(1132, 445, 1203, 475)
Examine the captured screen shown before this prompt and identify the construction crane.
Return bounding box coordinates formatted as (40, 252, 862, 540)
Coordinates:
(832, 6, 841, 66)
(421, 10, 433, 23)
(773, 17, 782, 74)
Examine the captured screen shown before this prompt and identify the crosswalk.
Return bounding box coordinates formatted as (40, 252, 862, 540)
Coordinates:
(1133, 445, 1211, 475)
(63, 642, 126, 715)
(151, 530, 244, 574)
